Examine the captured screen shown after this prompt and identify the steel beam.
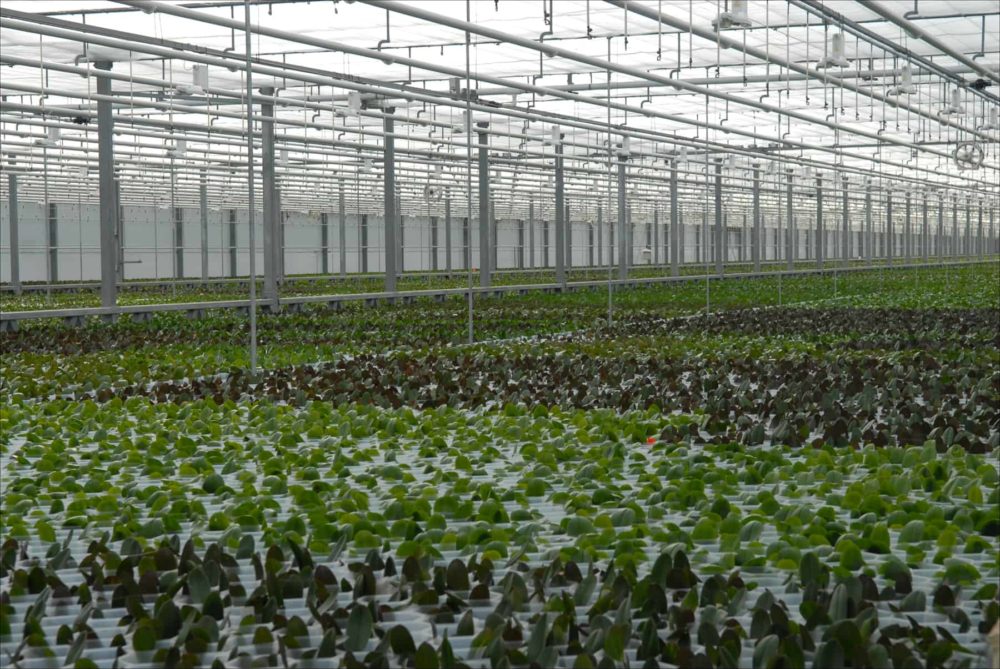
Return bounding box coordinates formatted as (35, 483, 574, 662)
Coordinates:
(260, 87, 278, 306)
(95, 60, 117, 307)
(384, 110, 398, 293)
(7, 174, 20, 294)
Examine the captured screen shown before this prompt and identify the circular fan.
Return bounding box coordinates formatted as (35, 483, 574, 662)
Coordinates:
(953, 141, 984, 170)
(424, 184, 443, 201)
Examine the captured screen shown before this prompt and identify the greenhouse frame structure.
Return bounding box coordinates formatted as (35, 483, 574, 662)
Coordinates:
(0, 0, 998, 329)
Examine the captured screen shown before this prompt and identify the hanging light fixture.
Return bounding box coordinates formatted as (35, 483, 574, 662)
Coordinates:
(166, 138, 186, 159)
(943, 88, 965, 115)
(712, 0, 751, 31)
(817, 33, 850, 69)
(35, 126, 60, 148)
(347, 91, 362, 116)
(175, 65, 207, 96)
(889, 64, 917, 96)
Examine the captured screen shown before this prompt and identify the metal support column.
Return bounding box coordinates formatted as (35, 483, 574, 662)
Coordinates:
(529, 199, 535, 269)
(904, 190, 912, 263)
(841, 176, 849, 262)
(114, 180, 122, 283)
(964, 196, 971, 257)
(47, 202, 58, 283)
(96, 61, 117, 307)
(977, 199, 983, 259)
(384, 110, 398, 293)
(565, 202, 572, 270)
(338, 183, 346, 277)
(714, 159, 723, 276)
(786, 169, 795, 270)
(952, 194, 959, 256)
(431, 215, 439, 271)
(653, 207, 659, 266)
(554, 138, 566, 286)
(921, 193, 929, 263)
(815, 175, 824, 268)
(752, 165, 761, 273)
(670, 160, 680, 276)
(864, 180, 872, 263)
(937, 192, 945, 259)
(397, 195, 404, 275)
(173, 206, 184, 279)
(617, 154, 628, 280)
(477, 123, 490, 287)
(200, 169, 209, 282)
(276, 188, 284, 281)
(886, 190, 893, 266)
(228, 209, 237, 277)
(320, 212, 330, 274)
(596, 202, 602, 267)
(7, 174, 20, 294)
(445, 193, 452, 272)
(260, 87, 278, 306)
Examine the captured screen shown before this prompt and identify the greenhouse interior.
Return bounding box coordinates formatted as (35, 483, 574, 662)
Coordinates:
(0, 0, 998, 667)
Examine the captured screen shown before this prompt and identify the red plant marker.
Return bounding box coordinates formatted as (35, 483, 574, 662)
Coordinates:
(646, 436, 656, 445)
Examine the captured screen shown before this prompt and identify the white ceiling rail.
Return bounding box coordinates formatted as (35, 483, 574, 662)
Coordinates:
(113, 0, 987, 176)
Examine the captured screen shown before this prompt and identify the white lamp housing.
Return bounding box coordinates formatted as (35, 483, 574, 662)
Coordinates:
(817, 33, 850, 69)
(618, 137, 631, 157)
(984, 107, 999, 131)
(36, 126, 60, 148)
(347, 91, 362, 116)
(943, 88, 964, 115)
(549, 124, 561, 146)
(889, 65, 917, 96)
(166, 138, 187, 159)
(712, 0, 751, 31)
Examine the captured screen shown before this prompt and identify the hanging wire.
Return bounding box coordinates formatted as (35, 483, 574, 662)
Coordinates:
(465, 0, 474, 344)
(243, 0, 258, 374)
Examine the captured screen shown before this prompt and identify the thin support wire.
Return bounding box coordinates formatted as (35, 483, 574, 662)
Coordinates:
(244, 0, 258, 375)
